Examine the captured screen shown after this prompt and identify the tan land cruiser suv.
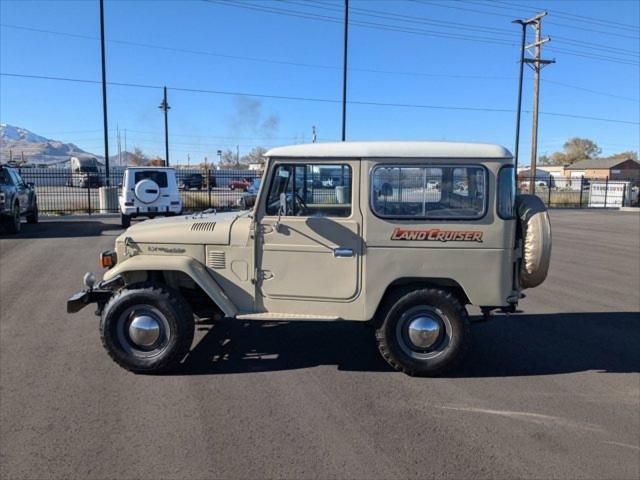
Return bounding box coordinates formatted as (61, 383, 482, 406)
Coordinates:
(68, 142, 551, 376)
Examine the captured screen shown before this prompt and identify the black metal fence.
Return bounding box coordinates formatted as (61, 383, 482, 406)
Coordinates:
(14, 168, 640, 215)
(17, 168, 260, 214)
(517, 176, 639, 208)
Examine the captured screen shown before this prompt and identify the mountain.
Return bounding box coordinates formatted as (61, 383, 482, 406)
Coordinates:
(0, 124, 99, 166)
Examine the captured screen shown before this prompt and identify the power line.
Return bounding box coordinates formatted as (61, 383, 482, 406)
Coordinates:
(308, 0, 639, 57)
(486, 0, 640, 32)
(209, 1, 638, 65)
(2, 71, 638, 126)
(410, 0, 640, 40)
(2, 23, 637, 100)
(207, 0, 517, 46)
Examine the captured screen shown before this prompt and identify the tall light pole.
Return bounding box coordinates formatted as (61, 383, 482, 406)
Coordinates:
(159, 86, 170, 166)
(99, 0, 110, 184)
(341, 0, 349, 141)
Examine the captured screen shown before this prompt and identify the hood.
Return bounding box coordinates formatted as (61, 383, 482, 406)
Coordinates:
(119, 211, 247, 245)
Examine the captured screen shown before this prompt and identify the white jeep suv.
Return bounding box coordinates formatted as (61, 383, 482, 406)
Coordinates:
(119, 167, 182, 228)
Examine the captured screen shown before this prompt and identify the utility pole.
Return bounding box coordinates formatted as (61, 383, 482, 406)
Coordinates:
(513, 12, 554, 194)
(117, 124, 121, 166)
(236, 145, 240, 167)
(341, 0, 349, 141)
(159, 86, 170, 166)
(312, 125, 317, 143)
(99, 0, 110, 185)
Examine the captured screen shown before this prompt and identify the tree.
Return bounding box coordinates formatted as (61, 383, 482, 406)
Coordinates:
(562, 137, 601, 164)
(606, 150, 638, 161)
(129, 147, 147, 166)
(241, 146, 267, 166)
(538, 137, 601, 165)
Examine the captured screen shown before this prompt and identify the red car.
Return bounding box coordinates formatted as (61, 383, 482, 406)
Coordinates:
(229, 178, 251, 191)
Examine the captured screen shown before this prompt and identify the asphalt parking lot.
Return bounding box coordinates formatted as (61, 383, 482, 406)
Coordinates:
(1, 210, 639, 479)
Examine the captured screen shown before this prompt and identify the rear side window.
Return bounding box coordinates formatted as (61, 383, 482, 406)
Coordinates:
(497, 166, 515, 219)
(371, 165, 486, 219)
(134, 171, 168, 188)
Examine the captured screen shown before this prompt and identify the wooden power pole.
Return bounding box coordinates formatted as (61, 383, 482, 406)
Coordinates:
(523, 13, 554, 194)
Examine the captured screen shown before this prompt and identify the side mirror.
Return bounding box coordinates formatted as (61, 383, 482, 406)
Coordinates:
(26, 182, 35, 188)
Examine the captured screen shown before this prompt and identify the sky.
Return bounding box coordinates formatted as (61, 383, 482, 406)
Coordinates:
(0, 0, 638, 166)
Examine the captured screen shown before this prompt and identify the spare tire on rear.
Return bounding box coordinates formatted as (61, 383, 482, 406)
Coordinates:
(134, 178, 160, 204)
(516, 194, 552, 289)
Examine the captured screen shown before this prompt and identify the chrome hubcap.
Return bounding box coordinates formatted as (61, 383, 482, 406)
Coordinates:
(128, 314, 161, 347)
(407, 315, 442, 349)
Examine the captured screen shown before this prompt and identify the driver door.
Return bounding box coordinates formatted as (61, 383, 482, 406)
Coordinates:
(256, 160, 362, 305)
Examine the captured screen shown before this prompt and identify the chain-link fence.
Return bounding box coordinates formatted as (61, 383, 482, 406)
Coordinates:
(17, 168, 260, 214)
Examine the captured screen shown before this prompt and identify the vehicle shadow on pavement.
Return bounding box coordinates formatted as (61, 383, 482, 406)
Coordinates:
(0, 221, 122, 238)
(176, 311, 640, 376)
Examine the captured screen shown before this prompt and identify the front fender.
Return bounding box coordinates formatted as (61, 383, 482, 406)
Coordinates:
(103, 255, 238, 317)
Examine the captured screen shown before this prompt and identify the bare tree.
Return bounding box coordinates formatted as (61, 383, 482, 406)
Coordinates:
(241, 146, 267, 166)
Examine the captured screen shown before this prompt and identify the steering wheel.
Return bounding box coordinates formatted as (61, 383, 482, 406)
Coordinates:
(294, 192, 308, 215)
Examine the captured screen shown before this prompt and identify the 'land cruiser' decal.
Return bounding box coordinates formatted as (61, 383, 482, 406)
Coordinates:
(391, 228, 483, 242)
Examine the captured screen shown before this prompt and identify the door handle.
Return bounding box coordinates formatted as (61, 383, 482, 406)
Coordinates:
(333, 247, 353, 258)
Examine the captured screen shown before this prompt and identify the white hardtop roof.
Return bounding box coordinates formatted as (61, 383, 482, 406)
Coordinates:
(266, 141, 512, 160)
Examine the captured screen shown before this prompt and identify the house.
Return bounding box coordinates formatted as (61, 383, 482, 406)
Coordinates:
(537, 164, 568, 179)
(566, 158, 640, 182)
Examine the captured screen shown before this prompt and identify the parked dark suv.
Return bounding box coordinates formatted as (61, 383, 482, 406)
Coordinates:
(0, 165, 38, 233)
(180, 173, 204, 190)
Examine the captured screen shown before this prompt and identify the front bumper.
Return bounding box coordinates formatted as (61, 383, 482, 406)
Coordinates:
(67, 274, 124, 314)
(67, 289, 114, 314)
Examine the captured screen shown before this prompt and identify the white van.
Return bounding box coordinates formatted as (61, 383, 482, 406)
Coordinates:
(119, 167, 182, 227)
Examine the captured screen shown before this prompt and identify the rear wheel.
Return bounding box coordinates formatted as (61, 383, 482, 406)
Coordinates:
(100, 283, 195, 373)
(376, 288, 469, 376)
(26, 201, 38, 224)
(120, 212, 131, 228)
(6, 203, 20, 233)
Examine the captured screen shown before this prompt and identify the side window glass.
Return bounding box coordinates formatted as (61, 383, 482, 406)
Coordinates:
(371, 165, 486, 219)
(266, 163, 352, 217)
(497, 166, 515, 219)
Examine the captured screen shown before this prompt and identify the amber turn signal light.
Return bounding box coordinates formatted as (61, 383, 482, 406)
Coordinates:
(100, 251, 117, 269)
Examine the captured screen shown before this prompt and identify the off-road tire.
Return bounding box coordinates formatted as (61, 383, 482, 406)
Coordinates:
(100, 283, 195, 374)
(375, 288, 469, 376)
(6, 203, 20, 233)
(121, 213, 131, 228)
(26, 202, 38, 224)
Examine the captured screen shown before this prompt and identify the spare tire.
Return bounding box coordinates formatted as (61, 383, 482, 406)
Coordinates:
(134, 179, 160, 204)
(516, 194, 552, 289)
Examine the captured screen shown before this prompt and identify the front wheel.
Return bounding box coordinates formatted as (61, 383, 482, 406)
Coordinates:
(6, 203, 21, 233)
(26, 202, 38, 224)
(100, 283, 195, 373)
(375, 288, 469, 376)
